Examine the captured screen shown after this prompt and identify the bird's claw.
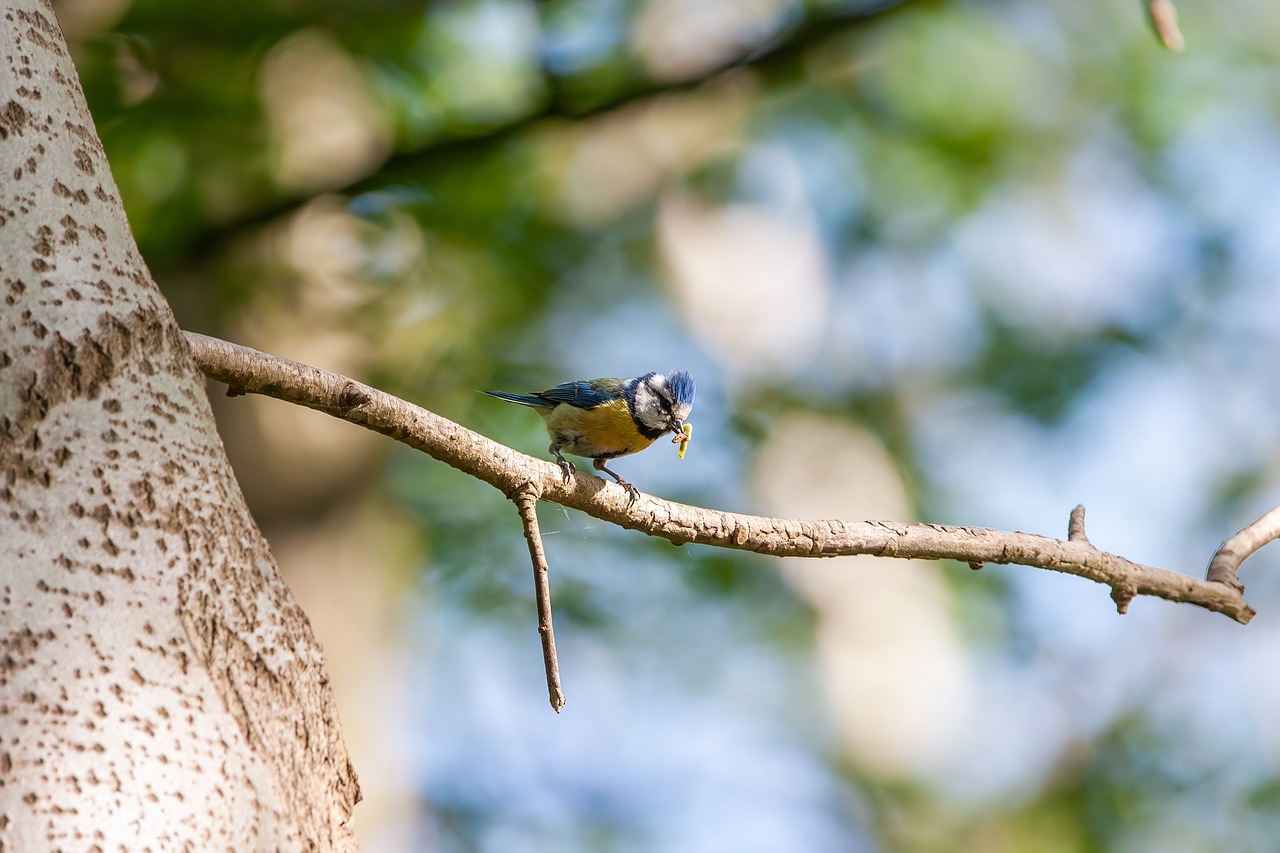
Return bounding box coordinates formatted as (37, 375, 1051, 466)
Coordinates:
(616, 479, 640, 503)
(557, 459, 576, 483)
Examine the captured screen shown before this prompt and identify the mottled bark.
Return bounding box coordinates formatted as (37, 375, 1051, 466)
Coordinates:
(0, 2, 359, 849)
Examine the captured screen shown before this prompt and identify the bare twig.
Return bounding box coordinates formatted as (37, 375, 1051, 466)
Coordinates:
(1146, 0, 1186, 52)
(513, 483, 566, 713)
(182, 332, 1257, 624)
(1067, 504, 1140, 612)
(1206, 505, 1280, 594)
(1068, 504, 1090, 544)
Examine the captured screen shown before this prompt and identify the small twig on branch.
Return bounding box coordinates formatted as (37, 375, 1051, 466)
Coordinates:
(512, 483, 566, 713)
(182, 332, 1257, 629)
(1206, 505, 1280, 594)
(1067, 504, 1139, 612)
(1145, 0, 1186, 52)
(1068, 504, 1090, 545)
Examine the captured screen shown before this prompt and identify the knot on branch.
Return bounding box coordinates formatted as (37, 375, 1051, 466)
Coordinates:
(1204, 505, 1280, 595)
(507, 480, 542, 505)
(1205, 551, 1247, 594)
(1110, 581, 1137, 615)
(337, 381, 370, 410)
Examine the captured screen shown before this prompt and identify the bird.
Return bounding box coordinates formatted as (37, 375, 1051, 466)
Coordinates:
(483, 371, 695, 499)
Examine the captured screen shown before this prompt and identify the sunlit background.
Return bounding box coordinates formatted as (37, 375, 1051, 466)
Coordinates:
(59, 0, 1280, 849)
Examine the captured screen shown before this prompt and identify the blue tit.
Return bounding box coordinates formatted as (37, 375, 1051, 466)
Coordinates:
(484, 371, 695, 498)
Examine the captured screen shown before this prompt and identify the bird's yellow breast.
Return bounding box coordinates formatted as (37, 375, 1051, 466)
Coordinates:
(545, 398, 656, 459)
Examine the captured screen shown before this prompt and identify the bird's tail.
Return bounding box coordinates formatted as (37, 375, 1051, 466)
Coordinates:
(481, 390, 549, 408)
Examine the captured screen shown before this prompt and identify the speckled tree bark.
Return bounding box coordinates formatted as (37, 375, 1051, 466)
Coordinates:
(0, 3, 360, 849)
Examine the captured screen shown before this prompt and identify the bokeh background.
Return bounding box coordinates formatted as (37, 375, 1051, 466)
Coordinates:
(58, 0, 1280, 849)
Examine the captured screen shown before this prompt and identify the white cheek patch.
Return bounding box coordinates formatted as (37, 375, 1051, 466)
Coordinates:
(632, 383, 656, 412)
(631, 383, 669, 430)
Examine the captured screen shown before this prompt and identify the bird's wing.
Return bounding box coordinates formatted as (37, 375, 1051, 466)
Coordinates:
(536, 379, 619, 409)
(482, 390, 552, 408)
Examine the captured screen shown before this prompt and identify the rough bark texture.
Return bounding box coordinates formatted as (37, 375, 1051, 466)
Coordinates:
(0, 3, 359, 849)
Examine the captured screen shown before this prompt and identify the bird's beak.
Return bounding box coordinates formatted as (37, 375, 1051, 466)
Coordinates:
(669, 419, 685, 441)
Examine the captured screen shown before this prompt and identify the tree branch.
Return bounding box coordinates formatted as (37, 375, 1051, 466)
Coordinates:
(182, 332, 1257, 625)
(512, 483, 566, 713)
(1206, 505, 1280, 594)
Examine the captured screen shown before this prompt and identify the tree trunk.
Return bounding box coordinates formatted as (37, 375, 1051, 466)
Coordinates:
(0, 2, 360, 849)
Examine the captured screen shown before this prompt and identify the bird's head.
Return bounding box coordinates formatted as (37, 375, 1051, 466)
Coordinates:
(630, 370, 695, 436)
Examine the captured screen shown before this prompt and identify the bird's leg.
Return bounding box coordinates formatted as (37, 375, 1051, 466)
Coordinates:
(550, 444, 575, 483)
(594, 458, 640, 502)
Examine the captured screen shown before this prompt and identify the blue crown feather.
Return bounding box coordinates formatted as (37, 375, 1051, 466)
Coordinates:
(668, 371, 695, 406)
